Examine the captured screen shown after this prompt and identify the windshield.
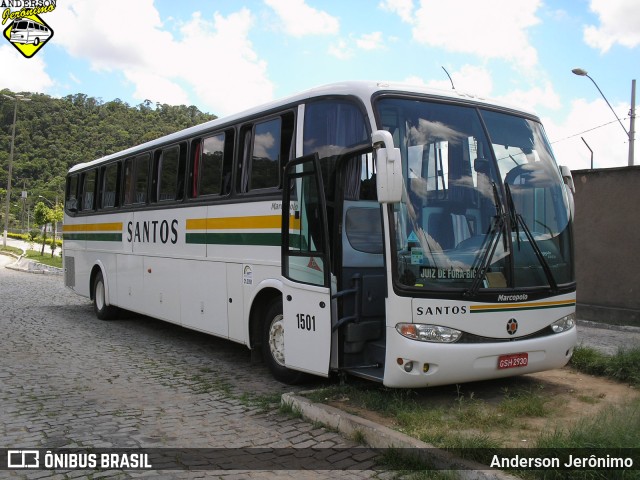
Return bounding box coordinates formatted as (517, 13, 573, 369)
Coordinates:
(376, 97, 574, 294)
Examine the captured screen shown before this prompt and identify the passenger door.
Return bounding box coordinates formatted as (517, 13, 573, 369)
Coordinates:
(281, 154, 332, 376)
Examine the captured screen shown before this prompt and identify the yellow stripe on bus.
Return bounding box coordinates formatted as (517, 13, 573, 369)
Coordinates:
(470, 299, 576, 312)
(62, 222, 123, 233)
(186, 215, 300, 231)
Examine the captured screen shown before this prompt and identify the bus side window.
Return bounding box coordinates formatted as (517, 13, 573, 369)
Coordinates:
(153, 144, 183, 202)
(101, 163, 119, 209)
(123, 158, 134, 205)
(189, 139, 201, 198)
(66, 174, 79, 212)
(251, 118, 281, 190)
(200, 133, 225, 196)
(238, 127, 252, 193)
(281, 112, 295, 175)
(81, 170, 97, 212)
(133, 153, 150, 204)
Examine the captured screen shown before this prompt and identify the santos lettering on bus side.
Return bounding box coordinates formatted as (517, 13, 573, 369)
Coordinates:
(127, 220, 178, 244)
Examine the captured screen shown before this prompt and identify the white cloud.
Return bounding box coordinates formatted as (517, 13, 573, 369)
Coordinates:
(545, 98, 635, 170)
(378, 0, 414, 23)
(583, 0, 640, 52)
(328, 39, 354, 60)
(0, 45, 54, 92)
(176, 10, 273, 115)
(404, 65, 493, 98)
(499, 81, 561, 112)
(49, 3, 273, 116)
(124, 71, 190, 106)
(356, 32, 385, 51)
(50, 0, 170, 72)
(264, 0, 339, 37)
(391, 0, 541, 69)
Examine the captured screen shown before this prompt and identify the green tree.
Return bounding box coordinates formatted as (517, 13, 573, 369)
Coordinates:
(0, 88, 216, 207)
(49, 202, 63, 257)
(33, 201, 51, 255)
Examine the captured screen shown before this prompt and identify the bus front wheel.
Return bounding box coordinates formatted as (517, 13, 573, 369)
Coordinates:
(261, 297, 304, 385)
(92, 270, 119, 320)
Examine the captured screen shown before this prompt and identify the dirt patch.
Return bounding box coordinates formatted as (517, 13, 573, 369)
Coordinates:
(327, 366, 639, 448)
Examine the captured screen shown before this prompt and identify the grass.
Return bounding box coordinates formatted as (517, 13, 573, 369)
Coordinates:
(24, 250, 63, 268)
(304, 345, 640, 470)
(570, 345, 640, 386)
(0, 245, 63, 268)
(0, 245, 23, 256)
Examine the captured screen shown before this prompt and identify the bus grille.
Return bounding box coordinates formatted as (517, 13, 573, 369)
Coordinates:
(458, 326, 554, 343)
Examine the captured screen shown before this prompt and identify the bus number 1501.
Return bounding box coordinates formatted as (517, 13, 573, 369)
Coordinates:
(296, 313, 316, 332)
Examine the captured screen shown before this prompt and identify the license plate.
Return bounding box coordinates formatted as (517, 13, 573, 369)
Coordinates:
(498, 352, 529, 369)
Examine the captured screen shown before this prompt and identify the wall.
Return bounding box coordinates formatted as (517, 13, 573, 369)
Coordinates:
(572, 166, 640, 326)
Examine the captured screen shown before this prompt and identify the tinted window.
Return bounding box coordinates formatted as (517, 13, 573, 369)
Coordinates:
(200, 134, 225, 196)
(101, 163, 118, 208)
(303, 100, 368, 157)
(133, 154, 149, 204)
(251, 118, 281, 190)
(156, 145, 181, 201)
(123, 158, 134, 205)
(66, 175, 79, 211)
(81, 170, 97, 211)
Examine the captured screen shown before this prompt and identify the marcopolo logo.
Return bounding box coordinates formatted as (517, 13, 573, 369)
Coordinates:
(2, 1, 56, 58)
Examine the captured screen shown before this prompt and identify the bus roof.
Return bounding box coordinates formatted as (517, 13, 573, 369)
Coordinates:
(68, 80, 538, 174)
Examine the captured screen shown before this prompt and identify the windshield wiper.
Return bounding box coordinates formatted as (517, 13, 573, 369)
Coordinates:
(465, 182, 506, 298)
(504, 183, 558, 293)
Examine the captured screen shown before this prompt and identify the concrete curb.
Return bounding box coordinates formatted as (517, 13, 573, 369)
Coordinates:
(282, 392, 520, 480)
(3, 254, 63, 276)
(577, 319, 640, 334)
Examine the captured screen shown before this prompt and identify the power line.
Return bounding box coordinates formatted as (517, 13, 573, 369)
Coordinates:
(550, 116, 630, 144)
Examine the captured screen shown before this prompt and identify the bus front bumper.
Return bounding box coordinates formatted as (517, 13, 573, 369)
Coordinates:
(382, 325, 577, 388)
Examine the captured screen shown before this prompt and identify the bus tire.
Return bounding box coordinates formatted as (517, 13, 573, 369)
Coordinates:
(92, 270, 118, 320)
(261, 297, 305, 385)
(34, 38, 40, 46)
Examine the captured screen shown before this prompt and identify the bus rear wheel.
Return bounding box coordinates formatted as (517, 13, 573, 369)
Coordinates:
(261, 297, 305, 385)
(92, 270, 119, 320)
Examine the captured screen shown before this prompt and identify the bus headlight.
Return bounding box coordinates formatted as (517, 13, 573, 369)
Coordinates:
(550, 313, 576, 333)
(396, 323, 462, 343)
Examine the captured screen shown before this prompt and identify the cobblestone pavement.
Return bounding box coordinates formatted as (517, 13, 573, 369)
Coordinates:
(0, 256, 391, 480)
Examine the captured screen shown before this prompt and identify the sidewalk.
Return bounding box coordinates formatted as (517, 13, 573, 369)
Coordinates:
(1, 237, 63, 275)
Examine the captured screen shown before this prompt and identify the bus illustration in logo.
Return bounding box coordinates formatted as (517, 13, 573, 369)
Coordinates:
(3, 14, 54, 58)
(9, 19, 52, 46)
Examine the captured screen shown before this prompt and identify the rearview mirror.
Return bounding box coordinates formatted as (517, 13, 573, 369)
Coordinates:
(560, 165, 575, 193)
(372, 130, 402, 203)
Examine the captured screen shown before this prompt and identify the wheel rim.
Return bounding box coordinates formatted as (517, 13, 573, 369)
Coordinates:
(95, 279, 106, 311)
(267, 314, 286, 367)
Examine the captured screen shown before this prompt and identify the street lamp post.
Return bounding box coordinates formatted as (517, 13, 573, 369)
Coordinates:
(572, 68, 636, 167)
(2, 94, 31, 247)
(37, 195, 54, 206)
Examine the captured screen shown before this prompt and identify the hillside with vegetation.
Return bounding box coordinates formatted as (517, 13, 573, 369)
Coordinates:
(0, 89, 216, 230)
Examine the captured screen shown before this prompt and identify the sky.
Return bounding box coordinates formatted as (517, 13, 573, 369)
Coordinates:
(0, 0, 639, 171)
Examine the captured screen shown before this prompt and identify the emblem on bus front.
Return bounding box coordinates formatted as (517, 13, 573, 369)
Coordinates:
(506, 318, 518, 335)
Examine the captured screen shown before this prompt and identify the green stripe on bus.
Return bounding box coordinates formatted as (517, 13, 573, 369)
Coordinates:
(185, 233, 306, 248)
(186, 232, 283, 246)
(63, 233, 123, 242)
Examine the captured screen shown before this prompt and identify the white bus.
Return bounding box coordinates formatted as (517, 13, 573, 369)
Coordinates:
(9, 19, 52, 45)
(63, 82, 577, 388)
